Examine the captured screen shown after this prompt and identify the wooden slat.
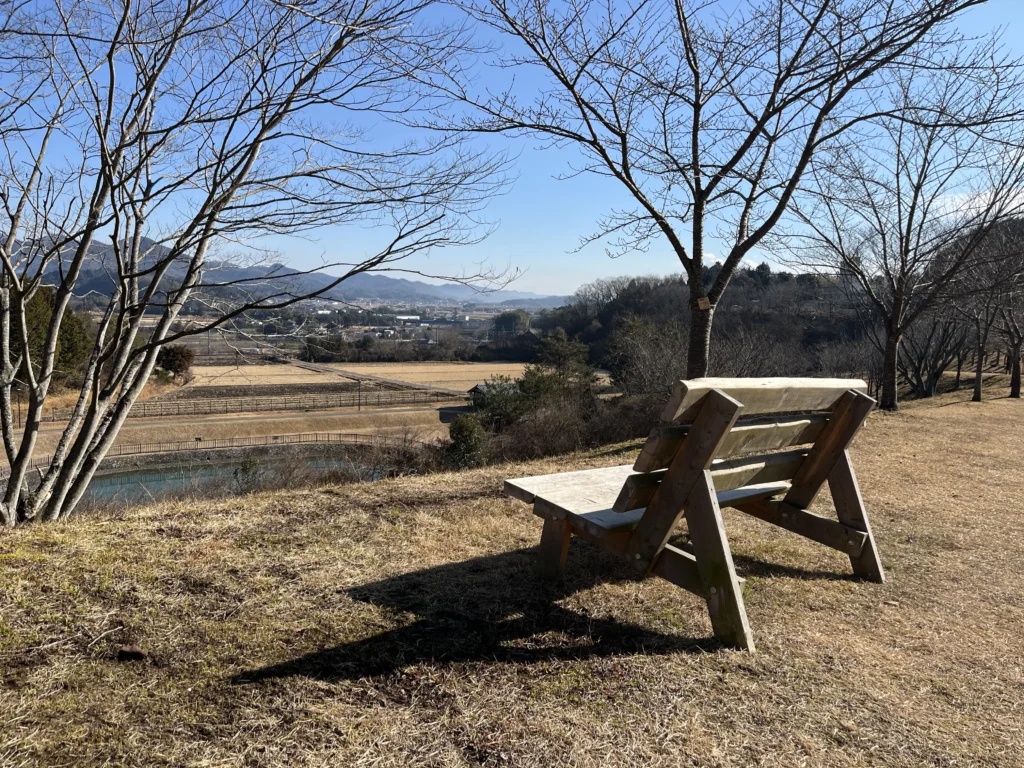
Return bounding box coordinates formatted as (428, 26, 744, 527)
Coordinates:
(505, 465, 636, 507)
(716, 482, 791, 509)
(735, 498, 868, 557)
(660, 378, 867, 423)
(712, 448, 808, 492)
(633, 413, 828, 472)
(569, 506, 644, 538)
(615, 449, 806, 512)
(538, 483, 790, 541)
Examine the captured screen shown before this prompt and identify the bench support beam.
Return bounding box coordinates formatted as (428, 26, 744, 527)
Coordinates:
(735, 498, 868, 557)
(536, 517, 572, 582)
(650, 543, 705, 597)
(785, 390, 874, 509)
(686, 473, 755, 651)
(828, 450, 885, 583)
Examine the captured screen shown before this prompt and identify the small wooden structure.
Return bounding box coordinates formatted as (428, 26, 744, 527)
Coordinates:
(504, 377, 884, 651)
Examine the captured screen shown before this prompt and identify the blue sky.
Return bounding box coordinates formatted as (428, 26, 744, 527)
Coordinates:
(277, 0, 1024, 297)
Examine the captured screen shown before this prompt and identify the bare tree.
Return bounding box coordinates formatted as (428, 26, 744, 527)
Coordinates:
(1001, 303, 1024, 398)
(953, 221, 1024, 401)
(956, 267, 1006, 403)
(0, 0, 506, 526)
(606, 313, 686, 397)
(790, 47, 1024, 409)
(436, 0, 989, 376)
(997, 253, 1024, 398)
(816, 336, 882, 395)
(897, 310, 969, 398)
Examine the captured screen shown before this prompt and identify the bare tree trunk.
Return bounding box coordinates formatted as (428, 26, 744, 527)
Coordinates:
(1011, 343, 1022, 398)
(973, 336, 986, 402)
(687, 303, 714, 378)
(879, 331, 902, 411)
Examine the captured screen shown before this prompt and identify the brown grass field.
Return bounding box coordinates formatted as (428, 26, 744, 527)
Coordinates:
(324, 361, 529, 390)
(2, 391, 1023, 766)
(187, 362, 529, 390)
(187, 364, 351, 387)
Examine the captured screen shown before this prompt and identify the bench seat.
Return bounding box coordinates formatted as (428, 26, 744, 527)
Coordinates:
(505, 465, 790, 538)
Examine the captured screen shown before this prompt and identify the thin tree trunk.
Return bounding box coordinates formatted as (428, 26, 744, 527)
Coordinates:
(879, 331, 901, 411)
(1011, 344, 1022, 398)
(973, 338, 986, 402)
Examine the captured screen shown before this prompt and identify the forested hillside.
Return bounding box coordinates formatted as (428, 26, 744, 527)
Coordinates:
(533, 265, 873, 395)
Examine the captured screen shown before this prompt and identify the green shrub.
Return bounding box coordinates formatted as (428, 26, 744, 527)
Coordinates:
(447, 414, 487, 468)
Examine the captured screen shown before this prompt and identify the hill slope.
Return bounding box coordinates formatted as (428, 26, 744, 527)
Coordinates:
(2, 394, 1022, 766)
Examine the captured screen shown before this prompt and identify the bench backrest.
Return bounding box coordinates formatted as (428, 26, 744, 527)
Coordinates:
(614, 377, 870, 513)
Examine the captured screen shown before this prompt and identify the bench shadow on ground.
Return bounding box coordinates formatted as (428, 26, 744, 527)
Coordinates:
(730, 552, 861, 582)
(233, 541, 718, 685)
(233, 537, 860, 684)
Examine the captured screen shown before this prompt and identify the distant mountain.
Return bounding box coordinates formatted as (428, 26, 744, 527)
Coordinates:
(48, 238, 557, 305)
(323, 272, 553, 303)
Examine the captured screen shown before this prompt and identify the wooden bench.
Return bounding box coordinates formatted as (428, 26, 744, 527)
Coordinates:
(504, 377, 884, 651)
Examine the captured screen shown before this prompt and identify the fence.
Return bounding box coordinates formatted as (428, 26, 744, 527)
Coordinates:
(19, 389, 468, 427)
(2, 431, 429, 478)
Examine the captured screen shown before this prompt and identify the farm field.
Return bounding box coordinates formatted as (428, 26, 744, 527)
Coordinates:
(2, 392, 1023, 766)
(186, 364, 350, 387)
(185, 361, 528, 391)
(324, 361, 528, 390)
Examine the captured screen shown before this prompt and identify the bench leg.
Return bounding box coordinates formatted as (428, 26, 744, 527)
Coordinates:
(537, 517, 572, 582)
(686, 473, 755, 652)
(828, 451, 885, 583)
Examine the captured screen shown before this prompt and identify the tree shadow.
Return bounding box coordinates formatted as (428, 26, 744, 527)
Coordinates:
(232, 543, 717, 684)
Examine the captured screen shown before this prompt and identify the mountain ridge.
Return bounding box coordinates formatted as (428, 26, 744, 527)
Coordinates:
(47, 238, 563, 305)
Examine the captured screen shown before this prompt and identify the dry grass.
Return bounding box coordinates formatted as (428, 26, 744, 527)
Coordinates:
(2, 394, 1024, 766)
(187, 362, 528, 390)
(41, 379, 177, 411)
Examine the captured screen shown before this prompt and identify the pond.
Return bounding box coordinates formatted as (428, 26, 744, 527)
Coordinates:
(80, 455, 383, 507)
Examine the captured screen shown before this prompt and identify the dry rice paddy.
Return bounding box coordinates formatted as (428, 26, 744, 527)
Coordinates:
(324, 361, 528, 390)
(2, 392, 1023, 766)
(187, 364, 347, 387)
(187, 362, 528, 391)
